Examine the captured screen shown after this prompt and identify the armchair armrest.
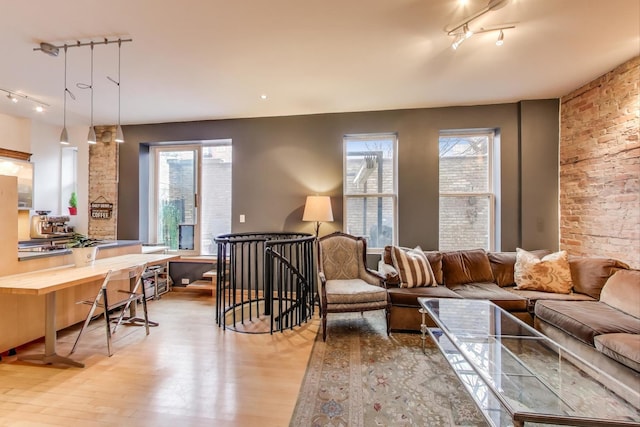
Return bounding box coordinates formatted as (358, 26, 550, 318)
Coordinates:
(364, 267, 387, 289)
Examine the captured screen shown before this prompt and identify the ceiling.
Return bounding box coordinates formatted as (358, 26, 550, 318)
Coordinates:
(0, 0, 638, 127)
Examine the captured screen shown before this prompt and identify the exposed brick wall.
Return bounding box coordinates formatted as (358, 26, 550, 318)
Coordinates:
(88, 125, 118, 240)
(560, 56, 639, 268)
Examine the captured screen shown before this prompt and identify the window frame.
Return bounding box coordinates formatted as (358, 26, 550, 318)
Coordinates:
(438, 129, 496, 251)
(148, 140, 232, 255)
(343, 133, 398, 252)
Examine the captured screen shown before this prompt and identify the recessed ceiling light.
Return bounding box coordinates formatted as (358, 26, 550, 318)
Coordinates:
(260, 94, 268, 100)
(35, 105, 44, 112)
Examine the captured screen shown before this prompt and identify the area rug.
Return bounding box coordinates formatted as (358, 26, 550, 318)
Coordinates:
(289, 312, 487, 427)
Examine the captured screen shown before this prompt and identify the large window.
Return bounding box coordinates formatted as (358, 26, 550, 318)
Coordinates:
(150, 141, 232, 255)
(344, 133, 397, 250)
(439, 130, 495, 251)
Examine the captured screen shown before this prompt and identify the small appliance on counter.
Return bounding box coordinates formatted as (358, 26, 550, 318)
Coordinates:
(30, 210, 74, 239)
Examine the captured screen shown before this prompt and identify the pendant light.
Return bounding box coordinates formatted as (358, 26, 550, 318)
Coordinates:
(114, 40, 124, 143)
(60, 45, 71, 145)
(87, 42, 96, 144)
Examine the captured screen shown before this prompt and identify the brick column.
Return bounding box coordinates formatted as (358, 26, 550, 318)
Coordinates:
(88, 125, 119, 239)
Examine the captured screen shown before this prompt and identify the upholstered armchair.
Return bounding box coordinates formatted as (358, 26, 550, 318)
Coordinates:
(317, 232, 390, 341)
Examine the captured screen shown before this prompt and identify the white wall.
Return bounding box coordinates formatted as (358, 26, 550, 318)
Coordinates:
(0, 113, 30, 152)
(0, 113, 90, 235)
(30, 121, 61, 213)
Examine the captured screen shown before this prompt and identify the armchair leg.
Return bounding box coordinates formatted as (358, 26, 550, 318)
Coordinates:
(386, 303, 391, 336)
(322, 314, 327, 342)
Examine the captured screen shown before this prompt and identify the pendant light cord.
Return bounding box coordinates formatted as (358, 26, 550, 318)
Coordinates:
(90, 42, 94, 128)
(117, 39, 121, 126)
(63, 46, 67, 128)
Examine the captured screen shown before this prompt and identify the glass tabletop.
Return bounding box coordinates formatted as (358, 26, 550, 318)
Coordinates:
(419, 298, 640, 427)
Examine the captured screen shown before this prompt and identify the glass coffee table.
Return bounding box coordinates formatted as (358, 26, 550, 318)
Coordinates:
(418, 298, 640, 427)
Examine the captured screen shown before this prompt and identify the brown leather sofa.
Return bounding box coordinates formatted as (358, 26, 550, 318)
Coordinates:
(381, 248, 548, 330)
(380, 246, 639, 403)
(535, 269, 640, 405)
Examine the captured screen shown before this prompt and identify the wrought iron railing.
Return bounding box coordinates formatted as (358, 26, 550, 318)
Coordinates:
(214, 232, 315, 333)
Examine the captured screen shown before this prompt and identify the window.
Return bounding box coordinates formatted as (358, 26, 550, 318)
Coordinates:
(150, 141, 232, 255)
(439, 130, 495, 251)
(344, 133, 397, 250)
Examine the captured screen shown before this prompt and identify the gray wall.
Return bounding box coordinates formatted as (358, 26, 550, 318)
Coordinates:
(118, 100, 559, 252)
(519, 99, 560, 251)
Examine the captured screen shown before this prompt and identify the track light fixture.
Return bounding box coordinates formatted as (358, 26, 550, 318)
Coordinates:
(36, 37, 132, 144)
(60, 45, 74, 145)
(447, 0, 514, 50)
(1, 88, 49, 112)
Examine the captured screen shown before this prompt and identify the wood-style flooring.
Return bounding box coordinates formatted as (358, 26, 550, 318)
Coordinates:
(0, 292, 318, 426)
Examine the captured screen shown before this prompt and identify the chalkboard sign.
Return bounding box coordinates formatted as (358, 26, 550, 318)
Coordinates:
(90, 196, 113, 219)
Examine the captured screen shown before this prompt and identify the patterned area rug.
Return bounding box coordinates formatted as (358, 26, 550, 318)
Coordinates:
(290, 312, 487, 426)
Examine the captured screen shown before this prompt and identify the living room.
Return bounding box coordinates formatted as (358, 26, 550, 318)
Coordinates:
(0, 0, 638, 425)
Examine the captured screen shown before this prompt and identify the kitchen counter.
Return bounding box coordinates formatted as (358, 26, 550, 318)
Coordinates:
(18, 240, 141, 261)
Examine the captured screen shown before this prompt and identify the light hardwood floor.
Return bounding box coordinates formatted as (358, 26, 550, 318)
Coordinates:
(0, 292, 318, 426)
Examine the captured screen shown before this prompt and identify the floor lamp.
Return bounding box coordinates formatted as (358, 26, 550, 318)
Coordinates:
(302, 195, 333, 308)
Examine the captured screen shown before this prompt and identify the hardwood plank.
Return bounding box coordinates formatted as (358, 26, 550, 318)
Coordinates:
(0, 292, 318, 426)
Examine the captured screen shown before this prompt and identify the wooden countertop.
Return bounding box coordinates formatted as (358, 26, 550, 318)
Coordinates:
(0, 253, 180, 296)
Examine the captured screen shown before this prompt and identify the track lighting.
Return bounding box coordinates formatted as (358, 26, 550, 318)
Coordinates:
(463, 24, 473, 39)
(447, 0, 514, 50)
(36, 37, 132, 144)
(452, 34, 466, 50)
(1, 88, 49, 111)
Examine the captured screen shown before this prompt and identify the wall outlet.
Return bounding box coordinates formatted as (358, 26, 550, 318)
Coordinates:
(239, 214, 246, 223)
(181, 278, 190, 285)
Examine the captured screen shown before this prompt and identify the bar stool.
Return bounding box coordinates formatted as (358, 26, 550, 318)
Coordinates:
(70, 263, 149, 357)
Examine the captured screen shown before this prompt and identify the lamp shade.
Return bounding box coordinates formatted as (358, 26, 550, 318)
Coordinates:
(302, 196, 333, 222)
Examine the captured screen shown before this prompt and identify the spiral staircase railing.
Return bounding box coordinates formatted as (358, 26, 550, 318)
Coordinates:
(214, 232, 316, 333)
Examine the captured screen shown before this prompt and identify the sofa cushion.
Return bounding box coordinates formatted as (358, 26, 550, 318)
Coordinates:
(569, 256, 629, 299)
(535, 300, 640, 346)
(387, 285, 461, 307)
(515, 249, 573, 294)
(447, 282, 528, 311)
(442, 249, 494, 287)
(594, 333, 640, 372)
(488, 250, 551, 287)
(600, 269, 640, 318)
(391, 246, 436, 288)
(506, 287, 595, 312)
(383, 246, 443, 285)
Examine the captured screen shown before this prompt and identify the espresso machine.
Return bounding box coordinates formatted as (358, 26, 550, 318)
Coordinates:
(30, 211, 74, 239)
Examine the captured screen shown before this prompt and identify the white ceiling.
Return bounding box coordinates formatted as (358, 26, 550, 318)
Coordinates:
(0, 0, 638, 127)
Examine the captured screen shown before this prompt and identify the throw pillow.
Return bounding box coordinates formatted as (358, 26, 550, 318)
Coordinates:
(514, 248, 573, 294)
(390, 246, 436, 288)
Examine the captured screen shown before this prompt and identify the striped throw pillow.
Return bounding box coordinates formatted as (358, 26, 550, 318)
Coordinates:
(391, 246, 436, 288)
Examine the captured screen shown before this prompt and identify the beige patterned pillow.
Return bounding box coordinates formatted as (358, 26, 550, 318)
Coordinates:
(391, 246, 436, 288)
(515, 248, 573, 294)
